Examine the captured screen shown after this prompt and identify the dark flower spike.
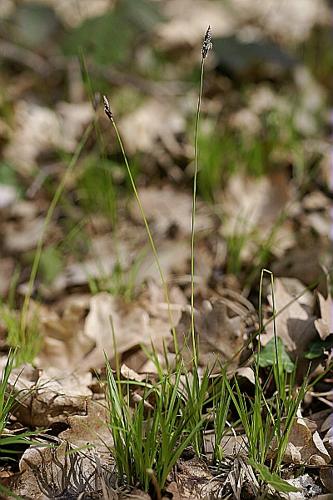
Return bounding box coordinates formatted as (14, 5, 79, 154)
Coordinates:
(202, 25, 212, 59)
(103, 95, 113, 122)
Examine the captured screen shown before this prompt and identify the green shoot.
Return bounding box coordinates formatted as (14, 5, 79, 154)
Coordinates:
(0, 304, 41, 366)
(190, 26, 212, 368)
(211, 371, 230, 464)
(105, 358, 205, 493)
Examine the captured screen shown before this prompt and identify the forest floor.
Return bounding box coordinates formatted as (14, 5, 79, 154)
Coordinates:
(0, 1, 332, 499)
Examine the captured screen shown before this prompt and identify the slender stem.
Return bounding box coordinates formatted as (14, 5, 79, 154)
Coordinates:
(190, 59, 205, 368)
(111, 120, 178, 354)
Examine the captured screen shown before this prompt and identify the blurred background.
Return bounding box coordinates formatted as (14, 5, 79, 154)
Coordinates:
(0, 0, 332, 330)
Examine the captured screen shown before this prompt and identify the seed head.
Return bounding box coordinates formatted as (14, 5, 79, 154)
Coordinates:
(103, 95, 113, 122)
(202, 25, 212, 59)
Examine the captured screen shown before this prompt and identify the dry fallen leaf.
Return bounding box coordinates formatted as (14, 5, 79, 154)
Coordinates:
(119, 100, 185, 156)
(16, 439, 112, 499)
(173, 292, 257, 370)
(221, 171, 291, 238)
(80, 287, 183, 371)
(130, 186, 212, 238)
(157, 0, 234, 50)
(36, 295, 93, 371)
(165, 457, 215, 500)
(10, 365, 92, 427)
(277, 417, 331, 466)
(220, 171, 294, 263)
(314, 292, 332, 341)
(4, 101, 92, 174)
(59, 399, 112, 455)
(262, 278, 317, 356)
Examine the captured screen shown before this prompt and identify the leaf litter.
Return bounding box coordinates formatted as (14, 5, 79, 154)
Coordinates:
(0, 1, 332, 498)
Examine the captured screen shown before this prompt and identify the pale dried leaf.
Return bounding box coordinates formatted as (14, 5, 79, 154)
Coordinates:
(263, 278, 317, 355)
(10, 366, 92, 427)
(314, 292, 332, 340)
(119, 100, 185, 155)
(4, 101, 92, 174)
(130, 186, 212, 238)
(282, 418, 331, 466)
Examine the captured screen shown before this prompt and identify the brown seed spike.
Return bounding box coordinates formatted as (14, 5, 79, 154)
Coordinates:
(202, 25, 212, 59)
(103, 95, 113, 122)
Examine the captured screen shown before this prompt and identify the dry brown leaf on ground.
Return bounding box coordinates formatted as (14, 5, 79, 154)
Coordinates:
(36, 295, 93, 371)
(4, 100, 93, 175)
(36, 284, 184, 372)
(314, 292, 332, 341)
(173, 292, 257, 370)
(59, 399, 112, 455)
(262, 277, 317, 356)
(271, 240, 331, 291)
(271, 417, 331, 466)
(9, 365, 92, 427)
(16, 439, 112, 500)
(221, 171, 292, 236)
(220, 171, 294, 263)
(134, 239, 190, 287)
(80, 287, 183, 371)
(156, 0, 234, 50)
(130, 186, 212, 238)
(119, 100, 185, 156)
(165, 457, 216, 500)
(204, 432, 247, 459)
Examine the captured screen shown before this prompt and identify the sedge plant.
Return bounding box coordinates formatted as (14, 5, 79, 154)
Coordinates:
(0, 349, 40, 459)
(101, 24, 314, 496)
(105, 357, 205, 494)
(222, 269, 308, 494)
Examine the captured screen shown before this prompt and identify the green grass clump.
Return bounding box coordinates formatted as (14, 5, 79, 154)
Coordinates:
(105, 358, 205, 494)
(0, 305, 41, 366)
(0, 350, 38, 457)
(88, 255, 143, 302)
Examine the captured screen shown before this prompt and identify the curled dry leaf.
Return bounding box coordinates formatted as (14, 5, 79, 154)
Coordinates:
(4, 101, 93, 174)
(220, 171, 294, 262)
(262, 278, 317, 356)
(314, 292, 332, 341)
(9, 365, 92, 427)
(16, 439, 111, 500)
(81, 288, 182, 371)
(157, 0, 234, 49)
(119, 99, 185, 156)
(173, 292, 257, 370)
(274, 417, 331, 466)
(59, 399, 112, 455)
(130, 186, 212, 238)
